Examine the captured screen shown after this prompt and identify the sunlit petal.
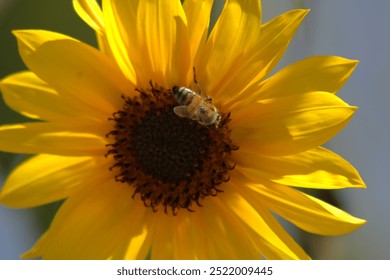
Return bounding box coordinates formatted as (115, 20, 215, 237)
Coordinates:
(23, 180, 151, 259)
(196, 0, 262, 98)
(183, 0, 214, 62)
(14, 32, 134, 116)
(1, 71, 107, 123)
(0, 123, 107, 156)
(232, 91, 356, 155)
(0, 155, 110, 207)
(237, 175, 366, 236)
(234, 146, 366, 189)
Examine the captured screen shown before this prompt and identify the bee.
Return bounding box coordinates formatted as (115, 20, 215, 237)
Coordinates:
(172, 69, 221, 127)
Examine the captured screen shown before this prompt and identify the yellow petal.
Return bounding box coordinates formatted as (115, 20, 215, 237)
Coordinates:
(14, 33, 134, 116)
(72, 0, 114, 57)
(23, 180, 151, 259)
(253, 9, 308, 84)
(234, 146, 366, 189)
(73, 0, 105, 34)
(198, 195, 261, 259)
(183, 0, 214, 62)
(110, 214, 154, 260)
(13, 30, 75, 62)
(228, 56, 359, 110)
(0, 155, 110, 208)
(217, 9, 309, 108)
(150, 210, 219, 260)
(102, 0, 137, 83)
(196, 0, 262, 98)
(110, 212, 153, 259)
(225, 181, 310, 259)
(231, 91, 356, 156)
(150, 212, 176, 259)
(1, 71, 106, 123)
(0, 123, 107, 156)
(22, 232, 48, 259)
(135, 0, 190, 87)
(260, 56, 359, 98)
(238, 176, 366, 236)
(172, 212, 218, 259)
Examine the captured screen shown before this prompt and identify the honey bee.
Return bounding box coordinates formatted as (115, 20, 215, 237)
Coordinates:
(172, 69, 221, 127)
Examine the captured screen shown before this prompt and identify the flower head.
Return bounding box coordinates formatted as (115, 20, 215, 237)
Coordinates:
(0, 0, 365, 259)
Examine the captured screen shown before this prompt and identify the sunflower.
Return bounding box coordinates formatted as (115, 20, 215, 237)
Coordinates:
(0, 0, 366, 259)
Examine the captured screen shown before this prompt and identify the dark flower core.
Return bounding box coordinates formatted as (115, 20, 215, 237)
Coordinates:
(106, 84, 238, 214)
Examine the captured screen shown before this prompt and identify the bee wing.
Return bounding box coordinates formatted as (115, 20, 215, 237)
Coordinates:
(174, 106, 197, 120)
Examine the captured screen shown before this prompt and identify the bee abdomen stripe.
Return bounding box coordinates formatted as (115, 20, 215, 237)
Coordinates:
(174, 87, 195, 106)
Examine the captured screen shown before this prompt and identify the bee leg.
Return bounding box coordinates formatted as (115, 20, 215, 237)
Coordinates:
(192, 67, 198, 84)
(192, 67, 203, 94)
(193, 67, 212, 102)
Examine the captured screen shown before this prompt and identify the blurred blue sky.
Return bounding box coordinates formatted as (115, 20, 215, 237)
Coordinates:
(1, 0, 389, 259)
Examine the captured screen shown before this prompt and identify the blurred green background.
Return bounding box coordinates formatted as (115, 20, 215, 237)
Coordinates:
(1, 0, 388, 259)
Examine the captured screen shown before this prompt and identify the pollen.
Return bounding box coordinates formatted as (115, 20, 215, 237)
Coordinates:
(105, 84, 238, 214)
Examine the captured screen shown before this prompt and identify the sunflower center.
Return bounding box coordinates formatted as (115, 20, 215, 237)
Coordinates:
(106, 84, 238, 214)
